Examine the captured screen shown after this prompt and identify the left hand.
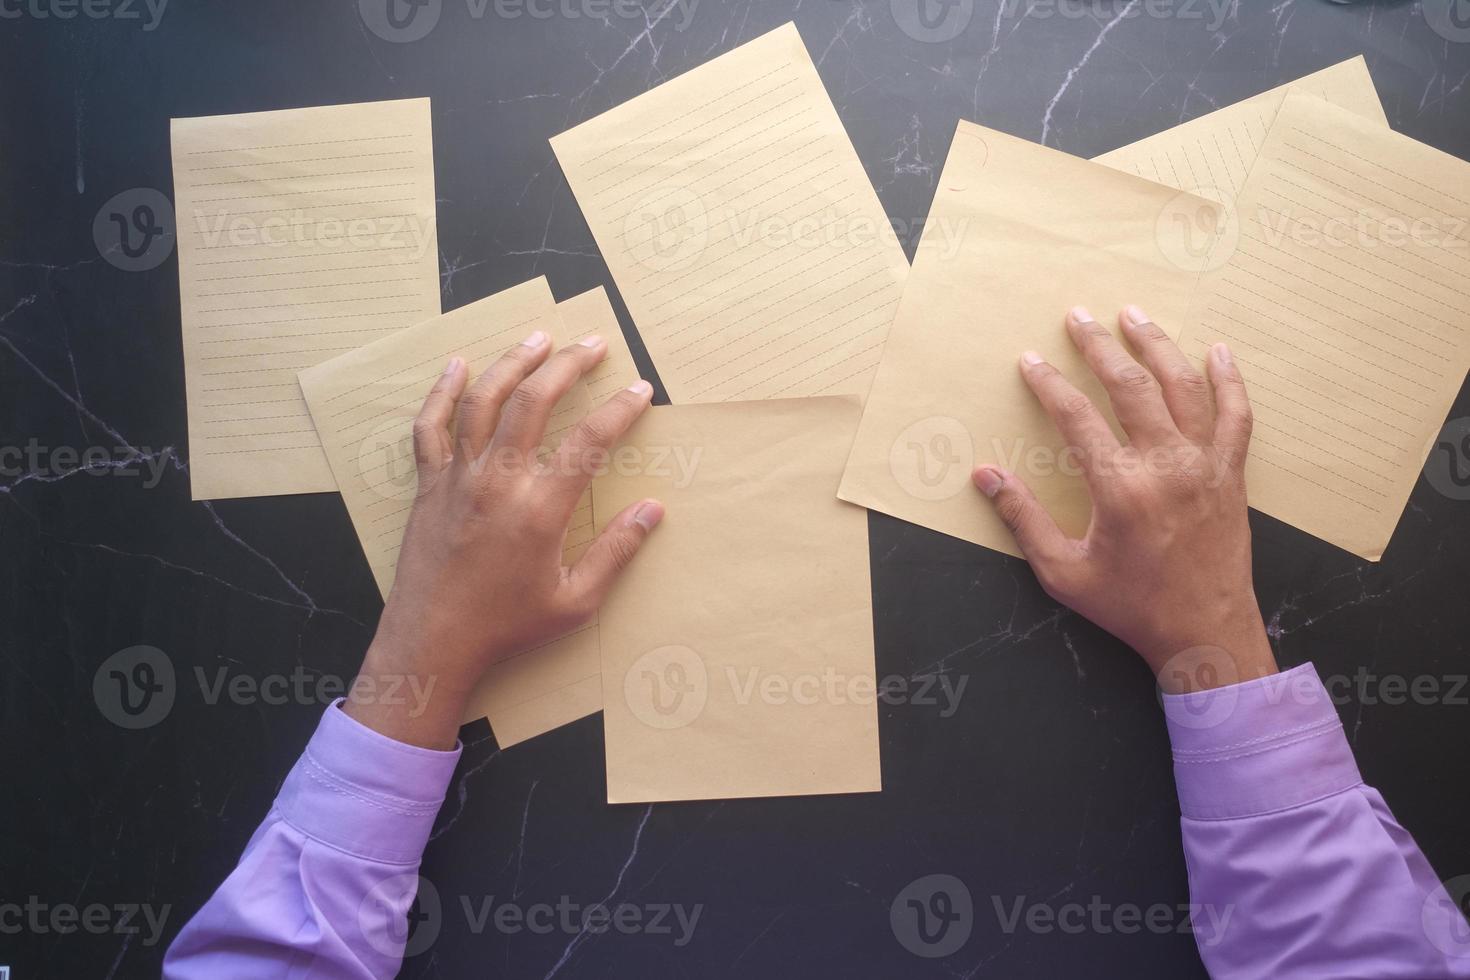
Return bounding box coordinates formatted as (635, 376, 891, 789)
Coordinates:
(345, 331, 663, 748)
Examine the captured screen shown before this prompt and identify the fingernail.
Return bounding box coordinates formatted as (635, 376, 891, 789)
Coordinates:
(1021, 350, 1045, 367)
(1069, 306, 1093, 325)
(626, 380, 653, 397)
(1212, 342, 1233, 367)
(974, 466, 1004, 498)
(632, 500, 665, 531)
(578, 334, 605, 349)
(1125, 305, 1149, 327)
(522, 330, 547, 348)
(443, 356, 463, 377)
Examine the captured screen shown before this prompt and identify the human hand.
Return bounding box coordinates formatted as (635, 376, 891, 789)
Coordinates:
(974, 306, 1277, 693)
(345, 331, 663, 748)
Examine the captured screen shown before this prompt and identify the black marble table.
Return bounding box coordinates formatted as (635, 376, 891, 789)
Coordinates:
(5, 1, 1470, 976)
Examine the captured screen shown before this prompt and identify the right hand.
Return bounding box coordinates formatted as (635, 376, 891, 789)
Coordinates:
(973, 305, 1277, 693)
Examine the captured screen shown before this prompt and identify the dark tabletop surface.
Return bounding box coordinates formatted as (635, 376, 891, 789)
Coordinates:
(5, 1, 1470, 977)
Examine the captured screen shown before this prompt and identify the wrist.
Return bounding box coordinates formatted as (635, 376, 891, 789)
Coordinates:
(1145, 602, 1278, 694)
(341, 638, 470, 750)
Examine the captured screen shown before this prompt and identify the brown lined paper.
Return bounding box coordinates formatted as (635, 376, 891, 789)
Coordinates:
(300, 281, 640, 747)
(838, 121, 1215, 557)
(1179, 93, 1470, 560)
(595, 396, 880, 803)
(463, 286, 641, 747)
(1094, 57, 1386, 202)
(550, 22, 908, 404)
(172, 98, 440, 500)
(297, 277, 577, 598)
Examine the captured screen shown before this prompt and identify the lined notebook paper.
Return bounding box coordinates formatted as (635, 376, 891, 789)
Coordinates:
(299, 280, 640, 747)
(1095, 57, 1386, 202)
(464, 286, 641, 747)
(595, 397, 880, 803)
(297, 277, 576, 597)
(1181, 93, 1470, 561)
(551, 22, 908, 403)
(838, 122, 1214, 556)
(171, 98, 440, 500)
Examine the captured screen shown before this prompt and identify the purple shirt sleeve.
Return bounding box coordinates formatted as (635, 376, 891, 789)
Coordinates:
(163, 702, 460, 980)
(1165, 662, 1470, 978)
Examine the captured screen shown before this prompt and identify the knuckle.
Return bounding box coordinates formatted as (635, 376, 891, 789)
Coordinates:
(608, 531, 641, 570)
(1112, 364, 1157, 394)
(1171, 367, 1208, 394)
(458, 386, 494, 417)
(1056, 391, 1097, 424)
(507, 378, 549, 414)
(994, 492, 1029, 529)
(573, 413, 616, 449)
(410, 417, 438, 447)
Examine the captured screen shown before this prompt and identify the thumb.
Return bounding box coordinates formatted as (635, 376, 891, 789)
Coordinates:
(973, 466, 1070, 565)
(567, 498, 664, 609)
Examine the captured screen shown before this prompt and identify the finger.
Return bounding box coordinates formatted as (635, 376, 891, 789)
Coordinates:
(1207, 342, 1253, 469)
(541, 379, 655, 517)
(456, 330, 551, 459)
(565, 498, 664, 612)
(973, 466, 1076, 578)
(1066, 306, 1178, 447)
(1018, 351, 1120, 475)
(1119, 305, 1213, 443)
(489, 336, 609, 457)
(412, 357, 468, 477)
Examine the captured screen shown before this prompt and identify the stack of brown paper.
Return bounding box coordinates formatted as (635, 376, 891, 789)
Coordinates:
(837, 120, 1217, 555)
(1178, 92, 1470, 560)
(462, 286, 642, 746)
(593, 396, 881, 804)
(1094, 57, 1386, 202)
(551, 22, 909, 404)
(171, 98, 441, 500)
(298, 278, 641, 746)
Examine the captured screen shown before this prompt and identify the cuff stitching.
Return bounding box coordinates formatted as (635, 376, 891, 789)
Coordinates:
(1172, 724, 1343, 765)
(1170, 718, 1341, 756)
(1180, 779, 1367, 822)
(300, 754, 442, 815)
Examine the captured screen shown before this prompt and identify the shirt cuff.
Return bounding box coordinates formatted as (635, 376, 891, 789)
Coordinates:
(274, 700, 462, 864)
(1163, 662, 1363, 821)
